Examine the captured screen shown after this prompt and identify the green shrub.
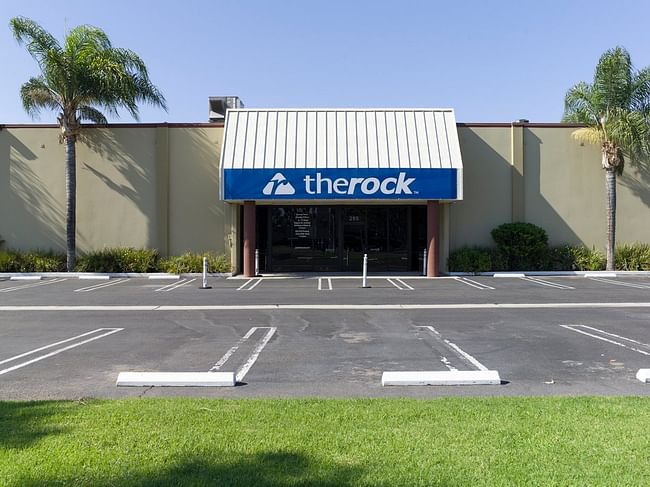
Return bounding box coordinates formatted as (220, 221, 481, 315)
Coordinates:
(160, 251, 231, 274)
(491, 222, 549, 271)
(448, 247, 506, 273)
(547, 245, 605, 271)
(615, 243, 650, 271)
(75, 248, 159, 273)
(0, 249, 66, 272)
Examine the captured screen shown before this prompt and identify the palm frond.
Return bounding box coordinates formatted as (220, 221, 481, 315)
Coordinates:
(562, 82, 599, 124)
(19, 76, 61, 118)
(77, 105, 108, 124)
(571, 127, 603, 145)
(10, 17, 61, 71)
(593, 46, 633, 111)
(607, 108, 650, 161)
(630, 67, 650, 116)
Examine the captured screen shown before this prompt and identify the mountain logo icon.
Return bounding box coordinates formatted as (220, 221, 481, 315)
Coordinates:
(262, 173, 296, 196)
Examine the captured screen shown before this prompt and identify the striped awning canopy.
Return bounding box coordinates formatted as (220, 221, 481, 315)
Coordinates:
(220, 109, 463, 201)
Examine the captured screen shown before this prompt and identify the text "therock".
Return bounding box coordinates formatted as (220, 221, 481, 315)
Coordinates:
(303, 172, 415, 195)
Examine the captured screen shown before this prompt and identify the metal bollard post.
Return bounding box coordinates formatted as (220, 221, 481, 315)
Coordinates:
(361, 253, 371, 288)
(422, 248, 427, 276)
(200, 256, 212, 289)
(255, 249, 260, 277)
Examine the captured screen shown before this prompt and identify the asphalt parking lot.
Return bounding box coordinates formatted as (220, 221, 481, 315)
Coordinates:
(0, 274, 649, 399)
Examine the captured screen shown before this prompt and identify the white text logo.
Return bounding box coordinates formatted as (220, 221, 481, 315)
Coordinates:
(262, 173, 296, 195)
(303, 172, 415, 195)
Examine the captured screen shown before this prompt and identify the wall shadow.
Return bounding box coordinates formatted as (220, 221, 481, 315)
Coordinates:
(77, 128, 155, 250)
(524, 131, 583, 246)
(0, 131, 65, 251)
(80, 128, 152, 207)
(620, 163, 650, 209)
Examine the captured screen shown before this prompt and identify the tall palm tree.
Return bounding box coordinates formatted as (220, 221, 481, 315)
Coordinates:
(10, 17, 167, 271)
(563, 46, 650, 271)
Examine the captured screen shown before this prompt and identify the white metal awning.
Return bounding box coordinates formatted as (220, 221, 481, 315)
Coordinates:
(220, 108, 463, 201)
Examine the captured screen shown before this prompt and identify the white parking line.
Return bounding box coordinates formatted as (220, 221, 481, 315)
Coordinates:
(396, 279, 414, 290)
(154, 278, 197, 292)
(455, 277, 495, 290)
(387, 278, 414, 290)
(236, 278, 263, 291)
(0, 278, 68, 293)
(0, 328, 123, 375)
(588, 277, 650, 289)
(521, 276, 575, 290)
(317, 277, 333, 291)
(561, 324, 650, 356)
(74, 278, 127, 293)
(419, 325, 490, 371)
(387, 278, 403, 290)
(209, 326, 277, 382)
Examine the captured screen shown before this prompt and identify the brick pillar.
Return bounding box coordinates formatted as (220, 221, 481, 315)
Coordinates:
(426, 200, 439, 277)
(243, 201, 256, 277)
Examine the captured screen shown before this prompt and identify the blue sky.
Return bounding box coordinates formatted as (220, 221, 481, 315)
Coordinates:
(2, 0, 650, 123)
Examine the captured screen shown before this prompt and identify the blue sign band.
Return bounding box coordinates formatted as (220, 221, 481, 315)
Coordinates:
(224, 168, 458, 200)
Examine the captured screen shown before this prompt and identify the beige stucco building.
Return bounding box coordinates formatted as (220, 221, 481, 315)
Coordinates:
(2, 109, 650, 275)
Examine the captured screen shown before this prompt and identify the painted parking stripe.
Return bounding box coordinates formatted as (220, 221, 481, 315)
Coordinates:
(237, 278, 263, 291)
(560, 324, 650, 356)
(455, 277, 495, 290)
(8, 302, 650, 312)
(387, 278, 414, 290)
(396, 279, 414, 290)
(317, 277, 333, 291)
(154, 278, 197, 292)
(588, 277, 650, 289)
(419, 325, 490, 370)
(74, 278, 128, 293)
(0, 328, 123, 375)
(0, 278, 68, 293)
(387, 278, 403, 290)
(382, 325, 499, 386)
(521, 276, 574, 290)
(210, 326, 277, 382)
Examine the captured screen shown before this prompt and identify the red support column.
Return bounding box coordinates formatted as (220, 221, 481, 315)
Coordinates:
(426, 200, 439, 277)
(243, 201, 256, 277)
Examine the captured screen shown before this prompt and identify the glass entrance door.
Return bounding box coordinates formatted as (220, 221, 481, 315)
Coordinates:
(264, 205, 414, 272)
(269, 206, 338, 272)
(342, 207, 409, 272)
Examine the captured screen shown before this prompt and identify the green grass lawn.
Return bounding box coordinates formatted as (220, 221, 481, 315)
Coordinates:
(1, 397, 649, 486)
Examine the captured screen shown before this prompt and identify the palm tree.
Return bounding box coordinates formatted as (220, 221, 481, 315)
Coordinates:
(10, 17, 167, 271)
(563, 46, 650, 271)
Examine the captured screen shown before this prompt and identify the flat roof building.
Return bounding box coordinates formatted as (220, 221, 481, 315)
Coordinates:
(2, 99, 650, 275)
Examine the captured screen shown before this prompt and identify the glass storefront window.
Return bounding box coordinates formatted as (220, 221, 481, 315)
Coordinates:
(264, 205, 423, 272)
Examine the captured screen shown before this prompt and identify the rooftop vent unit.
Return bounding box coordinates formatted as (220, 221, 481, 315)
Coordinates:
(209, 96, 244, 122)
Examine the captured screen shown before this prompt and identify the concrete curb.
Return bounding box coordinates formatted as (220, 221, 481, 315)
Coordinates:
(116, 371, 236, 387)
(381, 370, 501, 386)
(0, 272, 232, 279)
(449, 271, 650, 277)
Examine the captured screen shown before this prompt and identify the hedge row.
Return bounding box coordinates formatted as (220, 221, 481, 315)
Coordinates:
(0, 248, 231, 273)
(449, 243, 650, 273)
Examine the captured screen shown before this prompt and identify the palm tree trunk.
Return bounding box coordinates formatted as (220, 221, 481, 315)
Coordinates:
(65, 135, 76, 271)
(605, 168, 616, 271)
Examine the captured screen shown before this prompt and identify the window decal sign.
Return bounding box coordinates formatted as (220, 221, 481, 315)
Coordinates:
(223, 168, 459, 200)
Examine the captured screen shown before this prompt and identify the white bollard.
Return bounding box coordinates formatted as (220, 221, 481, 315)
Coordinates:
(200, 256, 212, 289)
(361, 253, 370, 288)
(255, 249, 260, 276)
(422, 248, 428, 276)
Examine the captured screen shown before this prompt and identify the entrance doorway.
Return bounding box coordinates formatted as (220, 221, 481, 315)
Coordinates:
(255, 205, 427, 272)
